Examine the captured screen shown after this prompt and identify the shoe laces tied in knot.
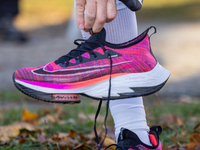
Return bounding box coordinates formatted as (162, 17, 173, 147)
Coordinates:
(56, 39, 106, 66)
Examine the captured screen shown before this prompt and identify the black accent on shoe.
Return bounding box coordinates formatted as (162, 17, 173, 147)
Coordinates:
(112, 126, 162, 150)
(119, 0, 143, 11)
(12, 75, 81, 104)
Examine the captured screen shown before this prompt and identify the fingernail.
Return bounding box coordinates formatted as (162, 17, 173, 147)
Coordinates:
(78, 24, 84, 30)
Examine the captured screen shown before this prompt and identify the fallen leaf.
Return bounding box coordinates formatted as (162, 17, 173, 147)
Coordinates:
(160, 113, 184, 128)
(189, 117, 198, 122)
(186, 136, 196, 150)
(36, 131, 46, 144)
(78, 113, 104, 122)
(194, 123, 200, 131)
(106, 126, 116, 142)
(12, 122, 36, 131)
(102, 136, 116, 149)
(73, 143, 85, 150)
(162, 143, 171, 150)
(21, 109, 38, 124)
(191, 132, 200, 147)
(46, 114, 56, 123)
(101, 133, 116, 149)
(57, 132, 68, 139)
(59, 141, 67, 150)
(0, 122, 35, 143)
(54, 105, 63, 119)
(78, 113, 87, 122)
(0, 125, 19, 142)
(19, 138, 27, 144)
(69, 129, 76, 138)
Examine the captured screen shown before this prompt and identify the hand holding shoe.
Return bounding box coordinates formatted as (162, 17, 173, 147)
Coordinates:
(76, 0, 117, 34)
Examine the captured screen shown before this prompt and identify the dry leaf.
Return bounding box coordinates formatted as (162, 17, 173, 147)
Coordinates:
(101, 133, 116, 149)
(78, 113, 87, 122)
(0, 122, 35, 143)
(59, 141, 67, 150)
(160, 113, 184, 128)
(57, 132, 68, 139)
(106, 126, 116, 142)
(78, 113, 104, 122)
(12, 122, 36, 131)
(186, 136, 196, 150)
(73, 143, 85, 150)
(171, 136, 177, 144)
(21, 109, 38, 124)
(54, 106, 63, 119)
(194, 123, 200, 131)
(0, 125, 19, 142)
(191, 132, 200, 147)
(162, 143, 171, 150)
(69, 129, 76, 138)
(19, 138, 27, 144)
(102, 137, 116, 149)
(46, 114, 56, 123)
(36, 131, 46, 144)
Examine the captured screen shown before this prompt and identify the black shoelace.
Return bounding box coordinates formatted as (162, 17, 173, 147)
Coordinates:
(93, 53, 112, 150)
(55, 39, 116, 149)
(93, 54, 139, 150)
(57, 38, 138, 150)
(56, 39, 106, 66)
(92, 50, 140, 150)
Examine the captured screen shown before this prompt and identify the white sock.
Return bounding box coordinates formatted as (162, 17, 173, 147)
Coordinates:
(110, 98, 151, 145)
(80, 7, 152, 146)
(81, 8, 138, 43)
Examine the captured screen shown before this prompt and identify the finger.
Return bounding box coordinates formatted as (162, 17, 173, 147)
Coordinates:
(84, 0, 97, 32)
(106, 0, 117, 22)
(76, 0, 86, 30)
(92, 0, 107, 33)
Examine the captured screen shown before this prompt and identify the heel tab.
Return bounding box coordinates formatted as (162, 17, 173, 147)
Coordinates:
(150, 125, 162, 135)
(146, 26, 157, 38)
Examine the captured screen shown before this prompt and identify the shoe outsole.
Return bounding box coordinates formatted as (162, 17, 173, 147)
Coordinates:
(13, 73, 169, 104)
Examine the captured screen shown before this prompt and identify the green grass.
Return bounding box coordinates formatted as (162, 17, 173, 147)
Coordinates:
(0, 90, 26, 101)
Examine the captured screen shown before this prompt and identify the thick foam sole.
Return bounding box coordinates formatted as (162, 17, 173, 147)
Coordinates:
(13, 63, 170, 103)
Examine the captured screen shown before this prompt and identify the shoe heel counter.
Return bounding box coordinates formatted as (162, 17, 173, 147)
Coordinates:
(148, 34, 158, 65)
(141, 35, 157, 69)
(146, 26, 158, 65)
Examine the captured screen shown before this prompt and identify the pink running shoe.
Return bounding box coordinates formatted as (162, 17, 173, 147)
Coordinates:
(108, 126, 163, 150)
(13, 27, 170, 103)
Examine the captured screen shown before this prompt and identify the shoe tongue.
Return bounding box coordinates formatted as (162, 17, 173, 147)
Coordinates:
(119, 128, 138, 141)
(123, 130, 139, 140)
(117, 129, 141, 149)
(87, 28, 106, 44)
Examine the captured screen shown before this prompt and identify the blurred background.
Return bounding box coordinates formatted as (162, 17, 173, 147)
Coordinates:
(0, 0, 200, 149)
(0, 0, 200, 101)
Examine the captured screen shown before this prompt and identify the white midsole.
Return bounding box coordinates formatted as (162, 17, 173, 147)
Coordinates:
(15, 63, 170, 98)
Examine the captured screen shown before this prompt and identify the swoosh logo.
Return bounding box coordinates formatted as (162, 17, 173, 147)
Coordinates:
(32, 61, 132, 76)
